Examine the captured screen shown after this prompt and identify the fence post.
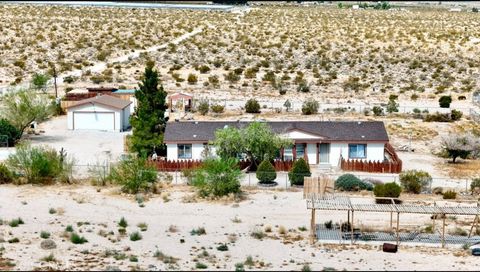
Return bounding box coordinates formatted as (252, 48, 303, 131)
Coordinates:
(175, 170, 178, 184)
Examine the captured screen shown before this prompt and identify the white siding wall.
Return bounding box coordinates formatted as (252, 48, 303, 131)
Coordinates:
(166, 144, 178, 161)
(192, 144, 204, 160)
(67, 103, 122, 132)
(330, 143, 348, 166)
(366, 143, 385, 161)
(306, 143, 317, 164)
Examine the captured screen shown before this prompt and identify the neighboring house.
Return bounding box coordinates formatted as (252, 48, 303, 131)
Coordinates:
(164, 121, 392, 167)
(168, 92, 193, 112)
(66, 95, 131, 132)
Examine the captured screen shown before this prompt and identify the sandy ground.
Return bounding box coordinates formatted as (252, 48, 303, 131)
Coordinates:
(24, 116, 128, 165)
(0, 185, 478, 271)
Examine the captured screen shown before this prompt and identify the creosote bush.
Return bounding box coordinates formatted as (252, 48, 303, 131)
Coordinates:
(108, 155, 158, 194)
(245, 99, 260, 113)
(6, 144, 74, 184)
(442, 190, 457, 199)
(301, 98, 319, 115)
(373, 182, 402, 204)
(0, 164, 14, 184)
(399, 170, 432, 194)
(191, 158, 242, 198)
(335, 174, 373, 191)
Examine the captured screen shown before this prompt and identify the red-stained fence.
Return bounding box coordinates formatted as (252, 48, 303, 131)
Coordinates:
(150, 159, 294, 172)
(340, 143, 402, 174)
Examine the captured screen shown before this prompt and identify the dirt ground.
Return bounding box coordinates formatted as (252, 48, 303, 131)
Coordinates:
(0, 185, 479, 271)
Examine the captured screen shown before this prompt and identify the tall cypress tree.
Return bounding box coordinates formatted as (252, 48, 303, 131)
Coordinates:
(130, 61, 167, 157)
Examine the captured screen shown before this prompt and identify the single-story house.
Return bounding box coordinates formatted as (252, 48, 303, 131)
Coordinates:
(164, 121, 393, 167)
(66, 95, 132, 132)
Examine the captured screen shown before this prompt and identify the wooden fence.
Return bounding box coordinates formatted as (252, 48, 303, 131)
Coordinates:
(150, 159, 294, 172)
(340, 159, 402, 173)
(340, 143, 402, 174)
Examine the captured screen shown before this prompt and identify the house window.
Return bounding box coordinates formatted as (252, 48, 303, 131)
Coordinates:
(295, 144, 305, 159)
(284, 147, 293, 161)
(349, 144, 367, 159)
(178, 144, 192, 159)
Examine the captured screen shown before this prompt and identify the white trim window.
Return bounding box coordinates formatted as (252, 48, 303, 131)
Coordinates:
(178, 144, 192, 159)
(284, 147, 293, 161)
(349, 144, 366, 159)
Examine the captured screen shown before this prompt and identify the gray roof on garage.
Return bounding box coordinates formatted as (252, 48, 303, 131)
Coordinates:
(164, 121, 389, 142)
(67, 94, 131, 110)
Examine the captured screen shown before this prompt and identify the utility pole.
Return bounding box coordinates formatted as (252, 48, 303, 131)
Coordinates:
(52, 64, 58, 98)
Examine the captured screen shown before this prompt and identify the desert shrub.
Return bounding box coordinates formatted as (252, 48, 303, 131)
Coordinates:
(399, 170, 431, 194)
(450, 109, 463, 121)
(250, 228, 266, 240)
(198, 65, 210, 74)
(108, 155, 157, 194)
(70, 233, 87, 244)
(324, 220, 333, 229)
(225, 71, 240, 83)
(256, 160, 276, 184)
(335, 174, 373, 191)
(442, 190, 457, 199)
(40, 231, 50, 239)
(439, 96, 452, 108)
(191, 158, 242, 197)
(471, 178, 480, 194)
(0, 119, 21, 147)
(245, 99, 260, 113)
(301, 98, 319, 115)
(7, 144, 73, 184)
(31, 73, 50, 89)
(190, 227, 206, 236)
(386, 97, 399, 114)
(372, 106, 384, 116)
(197, 99, 209, 115)
(210, 104, 225, 114)
(297, 81, 310, 93)
(424, 112, 453, 122)
(0, 164, 14, 184)
(288, 158, 311, 186)
(216, 244, 229, 251)
(433, 187, 443, 195)
(373, 182, 402, 204)
(187, 73, 198, 85)
(129, 231, 142, 241)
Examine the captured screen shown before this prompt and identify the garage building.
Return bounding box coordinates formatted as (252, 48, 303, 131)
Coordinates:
(67, 95, 132, 132)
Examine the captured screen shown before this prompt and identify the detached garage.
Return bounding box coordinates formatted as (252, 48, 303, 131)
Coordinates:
(67, 95, 132, 132)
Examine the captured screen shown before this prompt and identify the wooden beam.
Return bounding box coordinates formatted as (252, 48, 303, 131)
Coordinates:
(468, 215, 478, 238)
(390, 212, 393, 231)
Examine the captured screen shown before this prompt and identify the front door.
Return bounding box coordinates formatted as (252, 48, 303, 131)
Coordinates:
(319, 143, 330, 163)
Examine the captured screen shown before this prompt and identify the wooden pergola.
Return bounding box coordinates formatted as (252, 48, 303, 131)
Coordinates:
(306, 193, 480, 248)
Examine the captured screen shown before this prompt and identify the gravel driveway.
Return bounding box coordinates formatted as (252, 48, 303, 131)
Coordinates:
(26, 116, 129, 165)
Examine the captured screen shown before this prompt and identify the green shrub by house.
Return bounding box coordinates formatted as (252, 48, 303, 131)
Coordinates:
(256, 160, 276, 184)
(288, 158, 311, 186)
(373, 182, 402, 204)
(335, 174, 373, 191)
(399, 170, 432, 194)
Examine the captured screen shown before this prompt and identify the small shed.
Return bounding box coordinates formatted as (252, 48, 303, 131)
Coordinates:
(66, 95, 132, 132)
(168, 92, 193, 112)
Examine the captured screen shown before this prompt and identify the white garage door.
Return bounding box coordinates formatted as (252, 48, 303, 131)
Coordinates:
(73, 112, 115, 131)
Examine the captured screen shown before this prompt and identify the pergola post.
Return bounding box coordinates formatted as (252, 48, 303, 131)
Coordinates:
(432, 202, 436, 233)
(396, 212, 400, 246)
(442, 215, 446, 248)
(468, 215, 478, 238)
(351, 210, 354, 245)
(309, 208, 316, 245)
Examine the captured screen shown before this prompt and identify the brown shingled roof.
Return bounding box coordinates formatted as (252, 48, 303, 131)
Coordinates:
(164, 121, 389, 143)
(66, 94, 131, 110)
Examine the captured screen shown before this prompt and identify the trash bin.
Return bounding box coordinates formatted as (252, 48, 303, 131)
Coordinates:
(382, 243, 398, 253)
